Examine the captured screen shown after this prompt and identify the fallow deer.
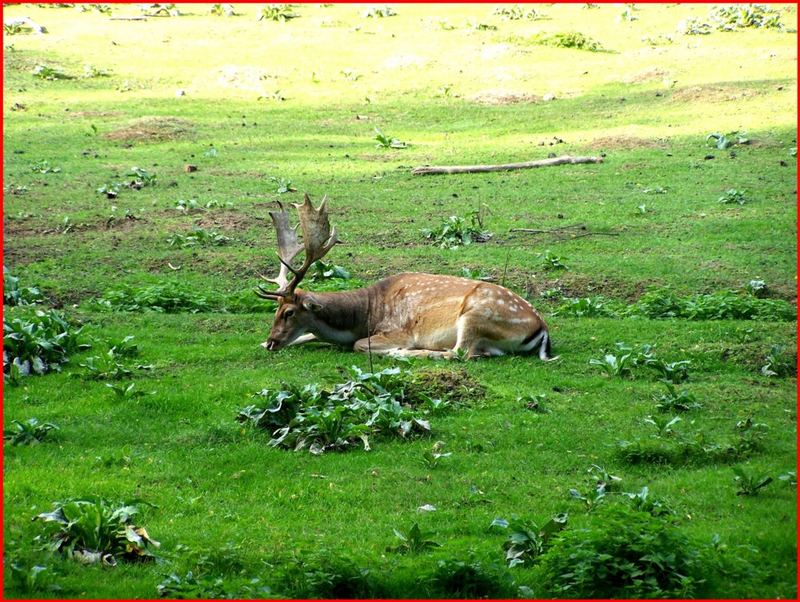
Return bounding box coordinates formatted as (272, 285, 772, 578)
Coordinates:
(256, 194, 554, 360)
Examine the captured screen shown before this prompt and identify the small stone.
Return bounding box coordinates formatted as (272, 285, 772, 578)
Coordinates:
(543, 93, 556, 102)
(175, 89, 186, 97)
(184, 164, 198, 173)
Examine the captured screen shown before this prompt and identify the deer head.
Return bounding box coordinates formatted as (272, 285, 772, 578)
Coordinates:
(257, 193, 339, 350)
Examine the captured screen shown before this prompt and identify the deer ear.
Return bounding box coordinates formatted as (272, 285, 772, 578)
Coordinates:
(302, 297, 323, 313)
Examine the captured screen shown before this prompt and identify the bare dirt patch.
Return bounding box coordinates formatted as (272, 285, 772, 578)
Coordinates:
(104, 117, 194, 143)
(623, 67, 669, 84)
(194, 212, 264, 232)
(586, 135, 668, 150)
(69, 110, 123, 119)
(469, 89, 541, 105)
(670, 84, 763, 103)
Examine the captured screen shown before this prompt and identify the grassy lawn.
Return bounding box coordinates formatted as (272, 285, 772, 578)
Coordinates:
(3, 3, 797, 598)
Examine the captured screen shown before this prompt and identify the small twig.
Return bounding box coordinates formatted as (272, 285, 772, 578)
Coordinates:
(510, 223, 587, 235)
(366, 296, 374, 373)
(501, 249, 510, 287)
(568, 231, 621, 239)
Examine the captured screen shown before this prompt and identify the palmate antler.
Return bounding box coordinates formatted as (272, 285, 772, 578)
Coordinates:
(256, 193, 339, 300)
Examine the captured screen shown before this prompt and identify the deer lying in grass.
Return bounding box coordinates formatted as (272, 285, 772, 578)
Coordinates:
(256, 194, 554, 360)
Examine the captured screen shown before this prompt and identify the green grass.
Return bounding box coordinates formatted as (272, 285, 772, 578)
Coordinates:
(3, 3, 797, 598)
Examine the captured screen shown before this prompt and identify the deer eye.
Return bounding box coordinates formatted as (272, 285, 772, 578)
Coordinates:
(283, 309, 295, 319)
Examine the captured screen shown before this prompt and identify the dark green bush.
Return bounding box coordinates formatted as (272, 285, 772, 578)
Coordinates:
(4, 308, 88, 382)
(540, 505, 709, 598)
(430, 558, 516, 598)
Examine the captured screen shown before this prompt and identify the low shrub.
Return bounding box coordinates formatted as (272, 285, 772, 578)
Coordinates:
(238, 366, 479, 454)
(540, 504, 712, 598)
(430, 558, 516, 597)
(491, 513, 568, 567)
(93, 283, 219, 313)
(422, 212, 492, 249)
(4, 418, 59, 446)
(4, 309, 89, 382)
(558, 288, 795, 321)
(4, 267, 44, 306)
(34, 498, 159, 565)
(526, 31, 603, 51)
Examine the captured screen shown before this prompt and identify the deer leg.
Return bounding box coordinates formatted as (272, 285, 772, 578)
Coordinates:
(354, 332, 454, 360)
(452, 312, 508, 358)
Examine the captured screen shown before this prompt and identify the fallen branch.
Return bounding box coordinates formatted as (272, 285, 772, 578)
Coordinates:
(511, 223, 620, 241)
(510, 224, 587, 235)
(411, 155, 603, 176)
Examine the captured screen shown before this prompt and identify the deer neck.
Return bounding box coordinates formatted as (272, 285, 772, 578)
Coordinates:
(302, 286, 383, 343)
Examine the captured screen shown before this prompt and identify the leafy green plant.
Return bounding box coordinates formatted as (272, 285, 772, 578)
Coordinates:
(568, 485, 607, 513)
(29, 160, 61, 174)
(553, 296, 620, 317)
(732, 466, 773, 496)
(238, 366, 465, 454)
(538, 250, 567, 271)
(707, 131, 749, 149)
(127, 166, 157, 188)
(82, 64, 110, 78)
(650, 359, 691, 384)
(589, 342, 655, 378)
(708, 4, 782, 30)
(141, 3, 181, 17)
(718, 188, 747, 205)
(167, 227, 231, 248)
(93, 283, 219, 313)
(258, 5, 299, 22)
(526, 31, 603, 51)
(540, 504, 709, 598)
(374, 127, 408, 149)
(4, 418, 59, 445)
(493, 5, 542, 20)
(32, 64, 73, 80)
(34, 498, 160, 565)
(269, 176, 296, 194)
(519, 393, 550, 413)
(97, 181, 122, 198)
(209, 3, 236, 17)
(760, 344, 795, 377)
(106, 382, 148, 400)
(621, 486, 675, 517)
(430, 558, 515, 598)
(491, 513, 568, 567)
(644, 414, 682, 438)
(7, 560, 60, 595)
(588, 463, 622, 492)
(678, 17, 712, 35)
(654, 381, 701, 412)
(103, 335, 139, 358)
(422, 212, 492, 249)
(364, 6, 396, 18)
(630, 287, 795, 321)
(4, 267, 43, 306)
(267, 550, 376, 598)
(4, 309, 89, 381)
(309, 260, 350, 281)
(79, 350, 132, 380)
(157, 571, 268, 599)
(387, 522, 442, 554)
(420, 442, 451, 468)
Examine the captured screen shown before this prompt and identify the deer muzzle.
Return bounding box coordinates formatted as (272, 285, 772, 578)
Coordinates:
(261, 339, 281, 351)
